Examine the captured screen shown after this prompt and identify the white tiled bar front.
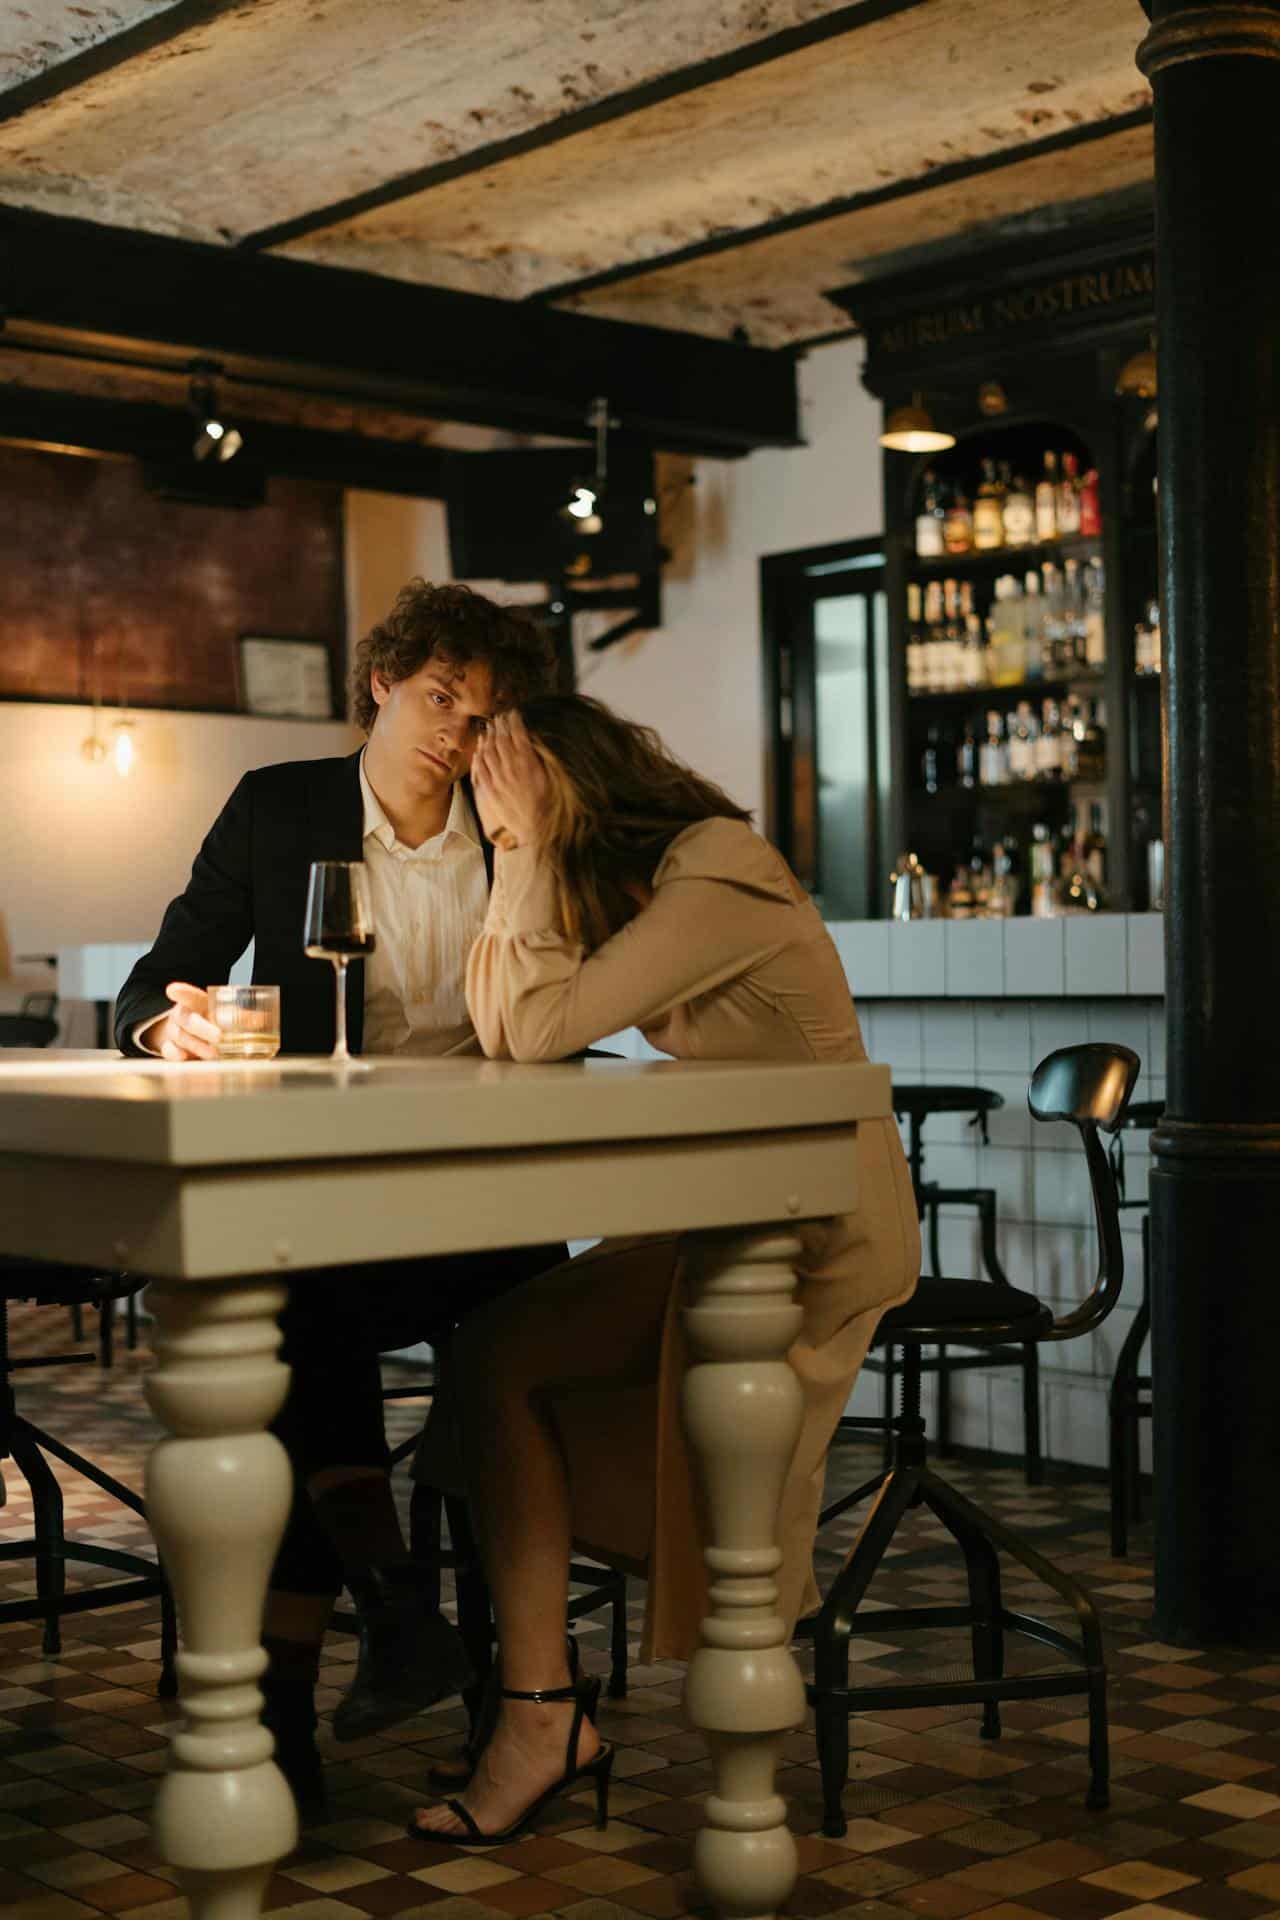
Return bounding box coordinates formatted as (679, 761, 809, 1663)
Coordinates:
(828, 914, 1165, 1474)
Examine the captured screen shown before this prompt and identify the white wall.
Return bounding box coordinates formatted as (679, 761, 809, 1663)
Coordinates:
(579, 338, 883, 820)
(342, 336, 884, 825)
(0, 702, 359, 1033)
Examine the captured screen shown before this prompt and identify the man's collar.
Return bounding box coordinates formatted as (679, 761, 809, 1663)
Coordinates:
(359, 751, 481, 853)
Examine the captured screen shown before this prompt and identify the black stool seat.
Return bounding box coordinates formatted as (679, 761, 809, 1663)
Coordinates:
(881, 1277, 1051, 1342)
(892, 1084, 1005, 1121)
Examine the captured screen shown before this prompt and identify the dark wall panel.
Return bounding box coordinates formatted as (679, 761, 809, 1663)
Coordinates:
(0, 444, 345, 712)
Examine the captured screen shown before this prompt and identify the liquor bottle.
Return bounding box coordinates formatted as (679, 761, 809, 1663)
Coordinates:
(906, 581, 925, 690)
(1023, 570, 1045, 683)
(963, 611, 986, 689)
(943, 487, 974, 555)
(1057, 451, 1083, 535)
(979, 709, 1009, 786)
(1030, 822, 1058, 917)
(1036, 698, 1063, 781)
(1062, 557, 1086, 671)
(1061, 696, 1081, 779)
(941, 577, 962, 690)
(969, 834, 992, 916)
(1040, 561, 1063, 677)
(1075, 698, 1107, 783)
(972, 458, 1005, 549)
(1078, 467, 1102, 537)
(957, 720, 978, 788)
(1035, 451, 1059, 543)
(1135, 617, 1154, 676)
(948, 865, 975, 919)
(1007, 700, 1037, 781)
(988, 838, 1018, 917)
(915, 470, 946, 557)
(1082, 801, 1108, 894)
(922, 725, 945, 794)
(926, 580, 949, 691)
(1083, 556, 1106, 670)
(987, 575, 1024, 686)
(1002, 472, 1036, 548)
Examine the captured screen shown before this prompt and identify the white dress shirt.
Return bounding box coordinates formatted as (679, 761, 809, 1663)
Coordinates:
(134, 759, 488, 1057)
(358, 756, 489, 1057)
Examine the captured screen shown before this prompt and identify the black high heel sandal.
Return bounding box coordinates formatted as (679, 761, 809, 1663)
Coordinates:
(424, 1635, 595, 1792)
(412, 1679, 613, 1847)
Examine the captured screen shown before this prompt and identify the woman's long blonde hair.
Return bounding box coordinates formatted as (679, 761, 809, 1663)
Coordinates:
(519, 694, 752, 950)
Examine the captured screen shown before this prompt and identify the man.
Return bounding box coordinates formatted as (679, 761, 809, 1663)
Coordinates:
(117, 581, 563, 1821)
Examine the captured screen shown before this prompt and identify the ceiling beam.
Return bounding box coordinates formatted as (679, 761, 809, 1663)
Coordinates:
(0, 206, 798, 456)
(240, 0, 932, 252)
(0, 0, 251, 131)
(532, 106, 1155, 307)
(0, 380, 460, 497)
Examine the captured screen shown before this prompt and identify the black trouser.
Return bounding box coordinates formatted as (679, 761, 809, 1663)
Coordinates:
(269, 1243, 565, 1596)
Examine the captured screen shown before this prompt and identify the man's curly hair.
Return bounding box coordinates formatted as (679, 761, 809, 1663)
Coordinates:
(350, 580, 558, 732)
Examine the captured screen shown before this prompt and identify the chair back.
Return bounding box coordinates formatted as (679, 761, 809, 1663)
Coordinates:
(1028, 1043, 1140, 1342)
(0, 1014, 57, 1047)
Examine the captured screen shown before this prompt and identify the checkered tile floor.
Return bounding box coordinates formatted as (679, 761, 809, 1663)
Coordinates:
(3, 1301, 1280, 1920)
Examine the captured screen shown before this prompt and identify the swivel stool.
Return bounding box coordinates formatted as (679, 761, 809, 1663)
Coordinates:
(804, 1043, 1138, 1836)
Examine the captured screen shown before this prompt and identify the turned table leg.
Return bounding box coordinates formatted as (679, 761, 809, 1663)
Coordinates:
(681, 1229, 808, 1920)
(143, 1278, 298, 1920)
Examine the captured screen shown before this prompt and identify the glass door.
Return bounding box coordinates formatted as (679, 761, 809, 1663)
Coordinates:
(762, 539, 889, 920)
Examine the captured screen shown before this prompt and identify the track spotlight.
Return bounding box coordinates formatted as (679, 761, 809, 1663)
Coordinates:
(189, 368, 243, 462)
(559, 396, 616, 534)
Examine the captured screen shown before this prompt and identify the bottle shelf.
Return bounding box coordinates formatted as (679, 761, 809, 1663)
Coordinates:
(907, 533, 1103, 577)
(907, 674, 1104, 706)
(913, 777, 1105, 803)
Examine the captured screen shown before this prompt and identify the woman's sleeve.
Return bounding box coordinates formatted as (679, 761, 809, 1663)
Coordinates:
(466, 843, 777, 1060)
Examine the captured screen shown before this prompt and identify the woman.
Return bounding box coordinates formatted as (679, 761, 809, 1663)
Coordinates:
(411, 695, 918, 1846)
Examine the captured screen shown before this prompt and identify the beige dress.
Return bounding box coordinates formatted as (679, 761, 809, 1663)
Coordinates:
(450, 816, 920, 1660)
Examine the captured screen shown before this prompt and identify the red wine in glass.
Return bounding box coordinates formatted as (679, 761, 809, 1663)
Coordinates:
(304, 861, 376, 1061)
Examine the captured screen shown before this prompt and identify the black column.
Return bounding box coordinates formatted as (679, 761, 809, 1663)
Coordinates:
(1139, 1, 1280, 1644)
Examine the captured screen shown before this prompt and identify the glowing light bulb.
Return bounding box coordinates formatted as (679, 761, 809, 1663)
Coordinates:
(567, 486, 597, 520)
(111, 719, 136, 778)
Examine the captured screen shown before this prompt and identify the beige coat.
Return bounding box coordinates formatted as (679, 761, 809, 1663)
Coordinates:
(451, 817, 920, 1660)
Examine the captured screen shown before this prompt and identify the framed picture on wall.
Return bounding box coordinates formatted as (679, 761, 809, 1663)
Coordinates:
(238, 636, 337, 720)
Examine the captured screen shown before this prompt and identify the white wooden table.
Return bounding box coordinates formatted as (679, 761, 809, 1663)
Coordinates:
(0, 1052, 890, 1920)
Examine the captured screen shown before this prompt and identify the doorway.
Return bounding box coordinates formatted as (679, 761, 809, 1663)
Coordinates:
(761, 536, 890, 921)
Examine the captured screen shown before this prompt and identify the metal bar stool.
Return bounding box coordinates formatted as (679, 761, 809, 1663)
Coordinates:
(1107, 1099, 1162, 1557)
(803, 1043, 1138, 1836)
(1, 1261, 178, 1695)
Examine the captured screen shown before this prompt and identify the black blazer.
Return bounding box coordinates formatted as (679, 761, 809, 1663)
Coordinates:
(115, 752, 494, 1056)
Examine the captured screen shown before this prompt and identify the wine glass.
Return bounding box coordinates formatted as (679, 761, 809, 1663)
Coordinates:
(303, 861, 376, 1061)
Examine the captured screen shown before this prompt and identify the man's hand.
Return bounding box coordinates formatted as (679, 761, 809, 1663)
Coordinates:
(471, 711, 550, 848)
(152, 982, 221, 1061)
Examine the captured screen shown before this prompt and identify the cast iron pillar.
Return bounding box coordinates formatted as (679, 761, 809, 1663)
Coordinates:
(1138, 0, 1280, 1643)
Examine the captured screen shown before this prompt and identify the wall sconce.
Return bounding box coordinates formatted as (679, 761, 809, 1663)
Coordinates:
(977, 380, 1010, 417)
(111, 717, 137, 778)
(880, 394, 955, 453)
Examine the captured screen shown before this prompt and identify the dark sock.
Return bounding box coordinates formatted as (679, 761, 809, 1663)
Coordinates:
(261, 1635, 322, 1732)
